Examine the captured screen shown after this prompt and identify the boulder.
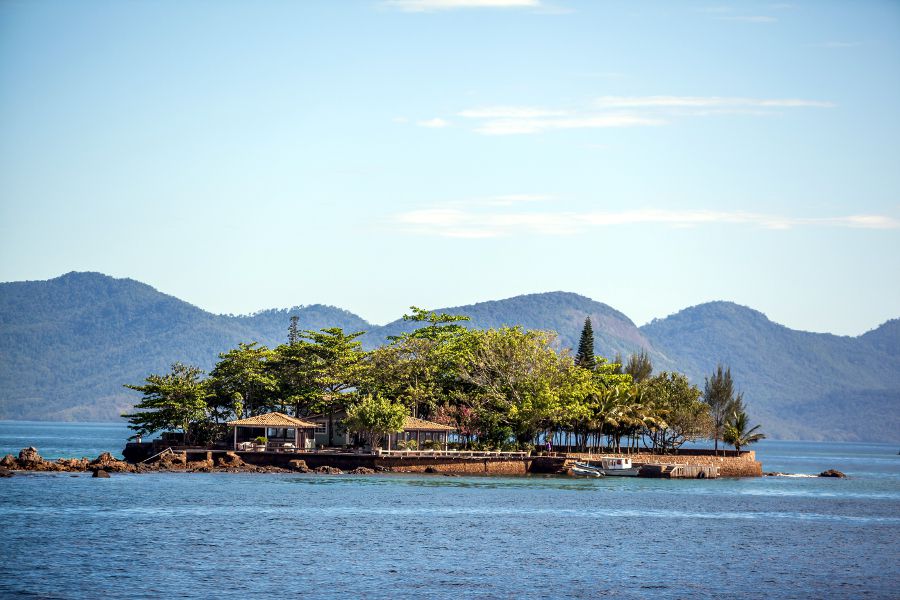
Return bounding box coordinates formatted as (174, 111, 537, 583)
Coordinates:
(347, 467, 375, 475)
(17, 447, 42, 466)
(57, 458, 90, 471)
(424, 466, 439, 474)
(0, 468, 13, 478)
(215, 452, 245, 468)
(92, 469, 110, 478)
(819, 469, 846, 478)
(158, 451, 187, 469)
(90, 453, 135, 473)
(373, 465, 388, 473)
(287, 459, 310, 473)
(315, 465, 343, 475)
(91, 452, 117, 466)
(0, 454, 16, 468)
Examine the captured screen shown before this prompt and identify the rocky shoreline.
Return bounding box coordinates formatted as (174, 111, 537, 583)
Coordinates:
(0, 447, 379, 477)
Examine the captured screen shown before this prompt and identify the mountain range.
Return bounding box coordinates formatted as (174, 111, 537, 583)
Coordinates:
(1, 272, 897, 442)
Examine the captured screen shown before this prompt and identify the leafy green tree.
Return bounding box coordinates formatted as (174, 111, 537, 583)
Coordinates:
(723, 410, 765, 451)
(208, 342, 277, 418)
(625, 350, 653, 383)
(574, 317, 596, 370)
(370, 307, 475, 419)
(123, 362, 210, 444)
(299, 327, 368, 444)
(641, 371, 710, 452)
(703, 364, 743, 453)
(344, 395, 408, 449)
(460, 327, 567, 448)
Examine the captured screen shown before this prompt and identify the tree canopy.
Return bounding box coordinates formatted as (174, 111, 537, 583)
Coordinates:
(124, 310, 762, 453)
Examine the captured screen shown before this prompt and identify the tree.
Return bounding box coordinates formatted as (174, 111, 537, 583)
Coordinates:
(574, 317, 596, 370)
(370, 307, 475, 419)
(703, 364, 742, 453)
(123, 362, 210, 444)
(288, 315, 301, 346)
(343, 395, 408, 449)
(459, 327, 567, 448)
(625, 350, 653, 383)
(298, 327, 368, 445)
(208, 342, 277, 419)
(641, 372, 711, 452)
(723, 410, 765, 451)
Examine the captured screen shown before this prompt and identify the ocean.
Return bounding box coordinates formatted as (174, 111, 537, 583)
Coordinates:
(0, 421, 898, 599)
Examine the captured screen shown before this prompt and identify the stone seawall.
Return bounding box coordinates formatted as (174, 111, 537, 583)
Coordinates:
(569, 451, 762, 477)
(235, 452, 568, 475)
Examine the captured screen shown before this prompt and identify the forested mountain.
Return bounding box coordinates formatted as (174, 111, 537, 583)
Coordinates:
(1, 273, 897, 442)
(0, 273, 370, 421)
(364, 292, 663, 363)
(641, 303, 900, 442)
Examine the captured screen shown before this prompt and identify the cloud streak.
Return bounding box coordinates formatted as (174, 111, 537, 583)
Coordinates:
(393, 206, 899, 237)
(443, 96, 834, 135)
(417, 117, 451, 128)
(594, 96, 836, 109)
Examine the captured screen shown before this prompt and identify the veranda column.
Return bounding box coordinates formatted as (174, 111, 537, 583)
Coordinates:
(233, 426, 237, 450)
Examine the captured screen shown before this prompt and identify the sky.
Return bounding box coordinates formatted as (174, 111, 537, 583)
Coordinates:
(1, 0, 898, 335)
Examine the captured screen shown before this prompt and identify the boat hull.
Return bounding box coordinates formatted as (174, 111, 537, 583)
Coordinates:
(599, 468, 641, 477)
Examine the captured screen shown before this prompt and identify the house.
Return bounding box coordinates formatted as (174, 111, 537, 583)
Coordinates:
(226, 412, 317, 451)
(308, 411, 455, 450)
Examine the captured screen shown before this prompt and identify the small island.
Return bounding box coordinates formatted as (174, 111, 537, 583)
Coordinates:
(3, 310, 767, 478)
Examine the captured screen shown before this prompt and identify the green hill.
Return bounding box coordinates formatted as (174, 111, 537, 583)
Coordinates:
(641, 302, 900, 442)
(1, 273, 897, 442)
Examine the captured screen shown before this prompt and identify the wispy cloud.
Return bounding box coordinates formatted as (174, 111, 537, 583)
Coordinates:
(594, 96, 836, 109)
(417, 117, 451, 128)
(393, 206, 900, 237)
(444, 96, 834, 135)
(383, 0, 540, 12)
(473, 114, 662, 135)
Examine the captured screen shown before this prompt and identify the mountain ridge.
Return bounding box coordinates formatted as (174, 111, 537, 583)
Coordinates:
(1, 272, 897, 442)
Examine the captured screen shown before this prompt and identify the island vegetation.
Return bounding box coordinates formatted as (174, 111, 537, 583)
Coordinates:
(124, 308, 763, 453)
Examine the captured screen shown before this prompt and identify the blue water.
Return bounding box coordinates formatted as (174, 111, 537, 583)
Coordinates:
(1, 422, 898, 599)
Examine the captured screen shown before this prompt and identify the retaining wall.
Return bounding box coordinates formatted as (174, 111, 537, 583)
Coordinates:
(569, 451, 762, 477)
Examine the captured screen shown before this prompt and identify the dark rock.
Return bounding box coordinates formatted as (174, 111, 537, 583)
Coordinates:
(315, 465, 343, 475)
(18, 447, 42, 466)
(424, 466, 439, 474)
(0, 454, 16, 468)
(287, 459, 310, 473)
(819, 469, 846, 478)
(57, 458, 90, 471)
(442, 473, 460, 477)
(215, 452, 245, 468)
(91, 452, 117, 465)
(92, 469, 110, 478)
(347, 467, 375, 475)
(373, 465, 388, 472)
(0, 468, 13, 478)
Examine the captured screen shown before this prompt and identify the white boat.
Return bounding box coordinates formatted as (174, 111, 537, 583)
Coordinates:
(571, 465, 603, 477)
(588, 457, 641, 477)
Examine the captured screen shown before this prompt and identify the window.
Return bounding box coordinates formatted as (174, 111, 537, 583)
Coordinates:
(315, 422, 327, 434)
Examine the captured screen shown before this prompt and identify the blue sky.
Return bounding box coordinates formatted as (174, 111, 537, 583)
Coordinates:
(1, 0, 898, 335)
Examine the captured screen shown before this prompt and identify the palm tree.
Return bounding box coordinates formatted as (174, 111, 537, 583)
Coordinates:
(723, 410, 765, 452)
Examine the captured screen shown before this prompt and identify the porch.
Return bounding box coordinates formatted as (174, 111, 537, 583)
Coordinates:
(226, 412, 317, 452)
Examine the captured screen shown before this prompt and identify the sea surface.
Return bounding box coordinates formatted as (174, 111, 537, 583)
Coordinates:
(0, 422, 898, 599)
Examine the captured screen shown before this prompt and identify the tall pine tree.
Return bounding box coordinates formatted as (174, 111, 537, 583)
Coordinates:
(574, 317, 595, 370)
